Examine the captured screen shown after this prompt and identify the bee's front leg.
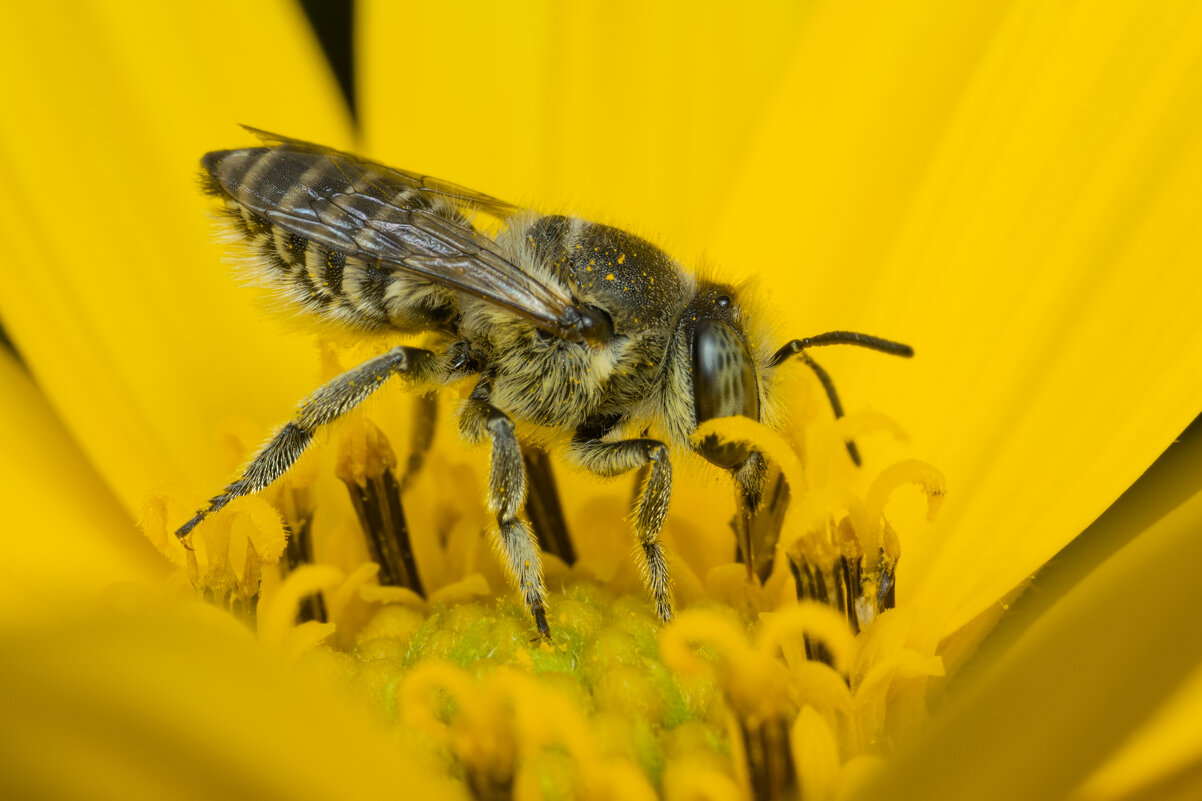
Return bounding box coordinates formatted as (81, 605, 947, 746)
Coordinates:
(567, 419, 674, 624)
(731, 452, 789, 582)
(459, 380, 549, 639)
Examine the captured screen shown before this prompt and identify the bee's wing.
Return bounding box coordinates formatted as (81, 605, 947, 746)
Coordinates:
(242, 127, 523, 220)
(207, 129, 601, 343)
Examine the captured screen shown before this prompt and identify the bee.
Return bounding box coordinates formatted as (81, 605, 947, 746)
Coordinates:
(179, 129, 913, 638)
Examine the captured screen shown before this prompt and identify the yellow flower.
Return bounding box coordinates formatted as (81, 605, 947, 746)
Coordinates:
(3, 1, 1202, 800)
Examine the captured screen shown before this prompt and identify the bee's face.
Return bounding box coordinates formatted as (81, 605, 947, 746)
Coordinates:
(685, 285, 761, 469)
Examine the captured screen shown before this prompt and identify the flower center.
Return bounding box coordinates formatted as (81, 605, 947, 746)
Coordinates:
(141, 395, 946, 800)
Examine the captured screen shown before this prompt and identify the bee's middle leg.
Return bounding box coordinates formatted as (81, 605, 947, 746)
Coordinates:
(459, 382, 549, 638)
(567, 423, 674, 623)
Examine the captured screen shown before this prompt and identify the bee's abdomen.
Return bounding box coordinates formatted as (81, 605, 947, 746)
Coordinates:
(202, 147, 451, 331)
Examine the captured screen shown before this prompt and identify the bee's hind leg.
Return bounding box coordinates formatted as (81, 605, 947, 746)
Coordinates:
(459, 380, 550, 639)
(567, 418, 674, 624)
(176, 346, 438, 540)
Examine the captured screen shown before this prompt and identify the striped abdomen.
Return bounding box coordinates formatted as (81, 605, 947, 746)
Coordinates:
(201, 146, 459, 332)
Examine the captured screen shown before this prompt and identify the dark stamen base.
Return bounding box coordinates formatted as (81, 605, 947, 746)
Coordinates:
(342, 464, 425, 595)
(789, 548, 898, 668)
(740, 716, 796, 801)
(523, 447, 576, 565)
(337, 421, 425, 596)
(280, 486, 326, 624)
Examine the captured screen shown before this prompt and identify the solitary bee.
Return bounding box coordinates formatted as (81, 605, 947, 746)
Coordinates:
(179, 129, 912, 638)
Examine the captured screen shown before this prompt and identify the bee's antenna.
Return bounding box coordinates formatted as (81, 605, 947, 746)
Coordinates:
(796, 352, 862, 466)
(768, 332, 913, 367)
(770, 332, 914, 466)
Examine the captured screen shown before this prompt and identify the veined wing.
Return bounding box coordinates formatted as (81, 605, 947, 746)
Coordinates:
(202, 129, 605, 343)
(242, 127, 522, 219)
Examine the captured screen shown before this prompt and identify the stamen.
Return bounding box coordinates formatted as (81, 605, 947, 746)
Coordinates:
(863, 459, 947, 558)
(663, 608, 856, 800)
(790, 708, 842, 801)
(522, 446, 576, 565)
(277, 484, 325, 624)
(141, 488, 287, 624)
(258, 564, 343, 655)
(690, 417, 947, 678)
(400, 391, 438, 491)
(336, 420, 425, 595)
(400, 660, 659, 800)
(739, 715, 796, 801)
(789, 556, 868, 662)
(789, 533, 899, 645)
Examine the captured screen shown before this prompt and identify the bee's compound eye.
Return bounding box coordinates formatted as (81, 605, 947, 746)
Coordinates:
(692, 319, 760, 469)
(578, 304, 615, 345)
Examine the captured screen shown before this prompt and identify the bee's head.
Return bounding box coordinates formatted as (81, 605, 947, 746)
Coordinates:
(683, 283, 761, 470)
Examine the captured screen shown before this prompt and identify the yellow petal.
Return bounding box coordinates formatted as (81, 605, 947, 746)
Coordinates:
(0, 350, 163, 620)
(1071, 663, 1202, 801)
(792, 706, 841, 801)
(0, 1, 351, 512)
(994, 424, 1202, 801)
(713, 0, 1202, 633)
(0, 602, 466, 800)
(852, 487, 1202, 801)
(358, 0, 808, 254)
